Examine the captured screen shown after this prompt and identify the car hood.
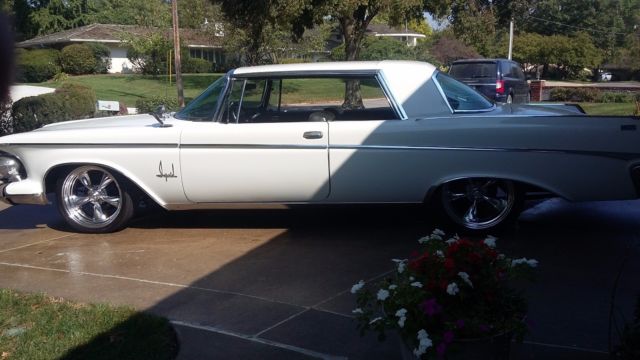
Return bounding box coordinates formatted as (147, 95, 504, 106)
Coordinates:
(34, 114, 162, 131)
(0, 114, 182, 146)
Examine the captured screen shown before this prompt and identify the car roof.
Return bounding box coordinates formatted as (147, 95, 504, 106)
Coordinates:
(233, 60, 437, 78)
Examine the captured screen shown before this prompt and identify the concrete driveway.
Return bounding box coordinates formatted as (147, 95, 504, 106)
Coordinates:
(0, 198, 639, 359)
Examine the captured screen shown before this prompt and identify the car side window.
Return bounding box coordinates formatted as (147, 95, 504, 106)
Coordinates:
(500, 62, 512, 78)
(513, 65, 526, 80)
(229, 76, 398, 123)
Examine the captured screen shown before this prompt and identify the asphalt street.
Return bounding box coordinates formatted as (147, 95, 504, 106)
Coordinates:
(0, 198, 639, 359)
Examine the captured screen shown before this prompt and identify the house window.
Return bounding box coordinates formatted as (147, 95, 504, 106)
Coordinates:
(189, 48, 221, 64)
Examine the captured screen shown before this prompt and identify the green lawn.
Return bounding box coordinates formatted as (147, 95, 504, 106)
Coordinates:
(0, 289, 177, 360)
(32, 74, 223, 107)
(579, 102, 637, 116)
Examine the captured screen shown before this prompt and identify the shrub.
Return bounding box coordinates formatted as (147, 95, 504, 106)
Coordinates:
(11, 83, 96, 133)
(85, 43, 112, 74)
(16, 49, 61, 83)
(0, 99, 12, 136)
(599, 91, 634, 103)
(135, 96, 180, 113)
(550, 87, 600, 102)
(182, 58, 212, 73)
(60, 44, 97, 75)
(278, 58, 306, 64)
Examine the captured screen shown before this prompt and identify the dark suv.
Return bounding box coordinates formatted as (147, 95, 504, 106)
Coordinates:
(448, 59, 530, 104)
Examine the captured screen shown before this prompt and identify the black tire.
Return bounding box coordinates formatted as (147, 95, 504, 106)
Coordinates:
(56, 165, 134, 233)
(433, 178, 524, 235)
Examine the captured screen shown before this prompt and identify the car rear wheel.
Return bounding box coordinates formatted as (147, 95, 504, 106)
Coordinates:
(440, 178, 522, 233)
(56, 165, 134, 233)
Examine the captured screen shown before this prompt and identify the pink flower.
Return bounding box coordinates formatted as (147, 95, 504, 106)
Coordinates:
(420, 298, 442, 316)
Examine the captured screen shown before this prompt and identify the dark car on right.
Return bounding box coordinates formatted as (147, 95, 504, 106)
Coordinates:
(448, 59, 530, 104)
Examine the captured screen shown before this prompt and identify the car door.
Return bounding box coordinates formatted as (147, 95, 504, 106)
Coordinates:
(180, 78, 330, 203)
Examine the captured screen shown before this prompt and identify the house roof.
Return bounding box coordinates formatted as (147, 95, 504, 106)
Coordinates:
(16, 23, 222, 48)
(365, 24, 426, 38)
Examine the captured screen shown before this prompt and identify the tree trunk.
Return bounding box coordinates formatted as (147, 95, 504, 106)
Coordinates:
(341, 17, 364, 109)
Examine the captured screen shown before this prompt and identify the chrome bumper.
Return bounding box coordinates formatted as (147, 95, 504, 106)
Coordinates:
(0, 183, 49, 205)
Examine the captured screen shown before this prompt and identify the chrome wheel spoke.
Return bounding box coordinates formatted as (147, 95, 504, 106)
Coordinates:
(70, 195, 91, 209)
(463, 199, 479, 223)
(92, 203, 107, 222)
(79, 171, 92, 188)
(447, 192, 467, 201)
(481, 179, 496, 189)
(101, 196, 120, 207)
(97, 173, 114, 191)
(482, 194, 505, 211)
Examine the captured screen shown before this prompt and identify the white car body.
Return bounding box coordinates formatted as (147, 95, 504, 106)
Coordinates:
(1, 61, 639, 232)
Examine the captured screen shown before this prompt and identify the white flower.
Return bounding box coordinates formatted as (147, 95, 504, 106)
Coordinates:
(413, 329, 433, 357)
(435, 250, 444, 258)
(458, 272, 473, 288)
(352, 308, 363, 314)
(350, 280, 365, 294)
(410, 281, 423, 288)
(497, 254, 506, 260)
(409, 276, 415, 281)
(377, 289, 390, 301)
(512, 258, 539, 268)
(418, 236, 431, 244)
(445, 234, 459, 245)
(392, 259, 408, 274)
(433, 228, 445, 237)
(395, 309, 408, 328)
(369, 317, 382, 325)
(484, 235, 497, 248)
(446, 282, 460, 295)
(388, 284, 398, 290)
(398, 317, 406, 328)
(395, 308, 408, 318)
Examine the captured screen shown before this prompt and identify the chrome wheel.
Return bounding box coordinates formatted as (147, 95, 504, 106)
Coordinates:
(60, 166, 123, 229)
(442, 178, 516, 230)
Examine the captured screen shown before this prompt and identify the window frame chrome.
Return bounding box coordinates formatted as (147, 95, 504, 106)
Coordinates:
(432, 70, 497, 114)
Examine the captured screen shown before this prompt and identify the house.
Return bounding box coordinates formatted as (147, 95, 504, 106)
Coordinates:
(365, 24, 426, 47)
(16, 24, 224, 73)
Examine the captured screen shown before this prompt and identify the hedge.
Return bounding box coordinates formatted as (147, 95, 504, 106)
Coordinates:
(182, 58, 212, 73)
(135, 96, 180, 113)
(85, 42, 112, 74)
(16, 49, 61, 83)
(0, 99, 12, 136)
(60, 44, 97, 75)
(11, 83, 96, 133)
(550, 87, 637, 103)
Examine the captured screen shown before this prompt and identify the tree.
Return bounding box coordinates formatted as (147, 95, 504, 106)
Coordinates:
(215, 0, 448, 107)
(428, 33, 480, 66)
(331, 36, 415, 61)
(123, 32, 172, 75)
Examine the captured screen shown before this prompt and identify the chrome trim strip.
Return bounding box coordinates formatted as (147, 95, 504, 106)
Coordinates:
(180, 144, 327, 150)
(431, 71, 454, 114)
(330, 144, 640, 160)
(0, 184, 49, 206)
(376, 71, 407, 120)
(3, 143, 178, 148)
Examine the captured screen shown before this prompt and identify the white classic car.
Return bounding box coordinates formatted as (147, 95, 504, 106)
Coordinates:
(1, 61, 639, 233)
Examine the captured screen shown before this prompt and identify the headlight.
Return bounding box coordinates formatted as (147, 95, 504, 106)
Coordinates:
(0, 156, 23, 182)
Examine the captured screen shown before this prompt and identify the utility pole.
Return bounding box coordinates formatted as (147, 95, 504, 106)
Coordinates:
(171, 0, 184, 107)
(508, 18, 514, 60)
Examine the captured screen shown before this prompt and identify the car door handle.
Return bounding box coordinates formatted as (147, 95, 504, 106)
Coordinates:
(303, 131, 323, 139)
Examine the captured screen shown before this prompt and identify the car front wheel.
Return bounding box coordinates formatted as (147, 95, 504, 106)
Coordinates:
(56, 165, 134, 233)
(440, 178, 522, 233)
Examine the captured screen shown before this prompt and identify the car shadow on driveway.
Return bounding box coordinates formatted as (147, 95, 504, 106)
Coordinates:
(2, 199, 639, 359)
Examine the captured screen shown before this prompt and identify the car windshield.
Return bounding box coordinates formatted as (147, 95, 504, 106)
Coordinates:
(449, 62, 496, 79)
(174, 76, 227, 121)
(435, 73, 494, 111)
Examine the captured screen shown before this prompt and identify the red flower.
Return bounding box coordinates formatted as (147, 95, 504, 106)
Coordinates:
(444, 258, 455, 272)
